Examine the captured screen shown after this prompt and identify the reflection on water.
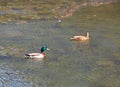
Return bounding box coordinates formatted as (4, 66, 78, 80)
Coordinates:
(0, 3, 120, 87)
(0, 63, 33, 87)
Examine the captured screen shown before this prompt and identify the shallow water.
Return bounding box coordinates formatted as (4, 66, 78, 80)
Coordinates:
(0, 4, 120, 87)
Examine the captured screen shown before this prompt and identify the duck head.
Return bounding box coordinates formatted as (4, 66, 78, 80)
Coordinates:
(86, 32, 89, 37)
(41, 46, 50, 53)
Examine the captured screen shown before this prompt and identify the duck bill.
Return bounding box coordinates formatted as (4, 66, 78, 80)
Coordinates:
(47, 48, 50, 50)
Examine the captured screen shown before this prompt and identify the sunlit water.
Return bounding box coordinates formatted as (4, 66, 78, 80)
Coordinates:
(0, 4, 120, 87)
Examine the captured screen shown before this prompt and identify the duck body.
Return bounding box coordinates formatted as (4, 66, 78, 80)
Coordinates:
(25, 53, 46, 59)
(70, 32, 89, 41)
(25, 46, 49, 59)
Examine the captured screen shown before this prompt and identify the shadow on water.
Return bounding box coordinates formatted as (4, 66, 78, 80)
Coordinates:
(0, 3, 120, 87)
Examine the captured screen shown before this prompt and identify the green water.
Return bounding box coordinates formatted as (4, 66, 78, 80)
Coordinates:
(0, 3, 120, 87)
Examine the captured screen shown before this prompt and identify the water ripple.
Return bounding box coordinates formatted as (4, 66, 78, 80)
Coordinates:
(0, 63, 33, 87)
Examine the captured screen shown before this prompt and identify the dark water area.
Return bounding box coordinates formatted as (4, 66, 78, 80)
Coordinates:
(0, 3, 120, 87)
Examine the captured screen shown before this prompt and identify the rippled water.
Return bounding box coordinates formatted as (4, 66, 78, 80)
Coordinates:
(0, 3, 120, 87)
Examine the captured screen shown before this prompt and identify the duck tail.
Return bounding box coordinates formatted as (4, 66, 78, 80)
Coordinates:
(24, 54, 30, 58)
(70, 38, 74, 40)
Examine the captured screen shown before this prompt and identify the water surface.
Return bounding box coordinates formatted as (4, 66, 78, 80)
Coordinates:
(0, 3, 120, 87)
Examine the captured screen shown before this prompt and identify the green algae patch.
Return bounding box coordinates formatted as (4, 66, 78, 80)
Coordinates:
(61, 3, 120, 28)
(0, 0, 81, 23)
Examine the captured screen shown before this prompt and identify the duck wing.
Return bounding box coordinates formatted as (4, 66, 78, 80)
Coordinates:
(26, 53, 41, 56)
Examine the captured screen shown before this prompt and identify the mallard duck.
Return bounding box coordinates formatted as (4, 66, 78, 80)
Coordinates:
(25, 46, 50, 59)
(70, 32, 89, 41)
